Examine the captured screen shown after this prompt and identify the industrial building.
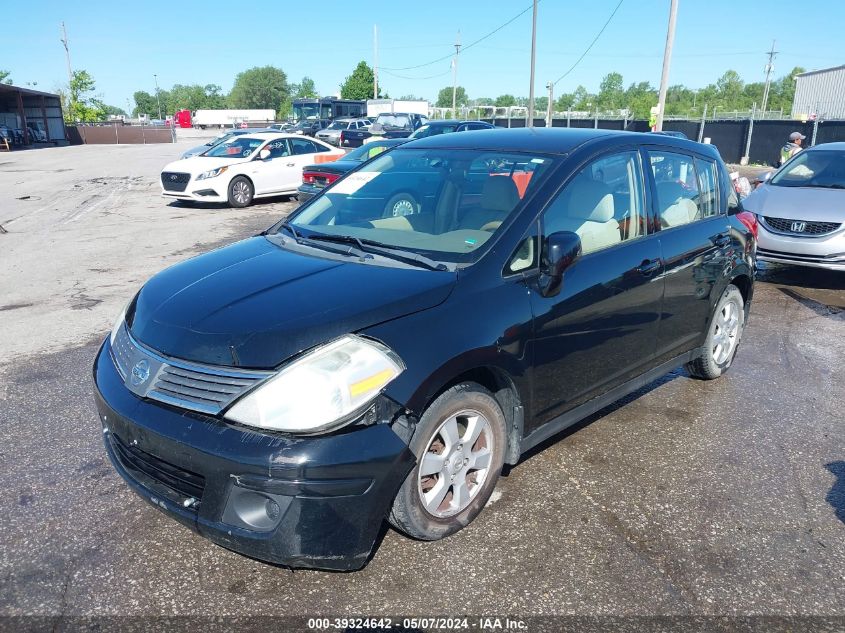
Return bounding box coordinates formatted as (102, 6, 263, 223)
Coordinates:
(792, 65, 845, 120)
(0, 84, 67, 144)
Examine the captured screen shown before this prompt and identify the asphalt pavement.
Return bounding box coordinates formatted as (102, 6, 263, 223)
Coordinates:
(0, 142, 844, 628)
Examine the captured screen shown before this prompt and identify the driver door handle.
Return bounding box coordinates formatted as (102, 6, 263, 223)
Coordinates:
(637, 258, 661, 276)
(286, 162, 295, 167)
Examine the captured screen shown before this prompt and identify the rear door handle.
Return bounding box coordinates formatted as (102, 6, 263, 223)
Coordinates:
(286, 162, 295, 167)
(715, 234, 731, 248)
(637, 259, 661, 276)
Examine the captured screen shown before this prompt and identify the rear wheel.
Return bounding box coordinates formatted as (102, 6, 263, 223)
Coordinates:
(686, 284, 745, 380)
(389, 382, 506, 541)
(227, 176, 253, 208)
(384, 192, 419, 217)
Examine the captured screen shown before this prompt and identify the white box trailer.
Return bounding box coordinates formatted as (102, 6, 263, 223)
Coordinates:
(366, 99, 429, 117)
(193, 109, 276, 129)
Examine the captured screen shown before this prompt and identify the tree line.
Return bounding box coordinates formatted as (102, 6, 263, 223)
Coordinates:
(436, 67, 806, 119)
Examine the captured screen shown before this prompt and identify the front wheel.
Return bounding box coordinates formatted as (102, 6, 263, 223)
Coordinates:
(686, 284, 745, 380)
(384, 192, 419, 217)
(389, 382, 507, 541)
(227, 176, 254, 208)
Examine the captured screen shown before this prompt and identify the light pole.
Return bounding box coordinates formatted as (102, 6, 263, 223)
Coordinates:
(655, 0, 679, 132)
(527, 0, 538, 126)
(154, 74, 162, 120)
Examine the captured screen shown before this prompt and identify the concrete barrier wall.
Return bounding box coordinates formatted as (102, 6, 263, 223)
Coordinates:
(67, 126, 175, 145)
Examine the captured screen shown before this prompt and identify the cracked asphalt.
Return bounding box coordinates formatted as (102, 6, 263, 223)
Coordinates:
(1, 141, 844, 626)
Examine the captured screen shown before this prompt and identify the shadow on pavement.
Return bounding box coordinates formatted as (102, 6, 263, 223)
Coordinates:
(825, 462, 845, 525)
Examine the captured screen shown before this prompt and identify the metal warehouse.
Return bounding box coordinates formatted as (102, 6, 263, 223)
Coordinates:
(0, 84, 67, 144)
(792, 64, 845, 120)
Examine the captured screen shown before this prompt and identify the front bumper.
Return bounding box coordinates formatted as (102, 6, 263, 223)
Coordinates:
(161, 181, 226, 202)
(757, 221, 845, 271)
(93, 341, 415, 571)
(316, 134, 340, 146)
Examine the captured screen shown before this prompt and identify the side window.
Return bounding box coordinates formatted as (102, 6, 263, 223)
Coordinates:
(695, 157, 721, 217)
(541, 151, 646, 256)
(506, 222, 539, 274)
(650, 151, 702, 228)
(266, 139, 290, 159)
(291, 138, 325, 154)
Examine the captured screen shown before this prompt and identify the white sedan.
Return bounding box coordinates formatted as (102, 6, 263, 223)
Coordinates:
(160, 132, 345, 207)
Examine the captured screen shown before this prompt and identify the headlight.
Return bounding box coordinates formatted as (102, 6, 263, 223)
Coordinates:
(196, 166, 228, 180)
(109, 302, 129, 346)
(225, 335, 404, 434)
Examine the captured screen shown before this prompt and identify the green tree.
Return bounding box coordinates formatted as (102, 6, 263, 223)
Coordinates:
(102, 104, 127, 117)
(132, 90, 159, 117)
(291, 76, 318, 99)
(474, 97, 494, 106)
(66, 70, 106, 122)
(495, 94, 516, 107)
(436, 86, 468, 108)
(597, 72, 624, 111)
(340, 61, 381, 100)
(203, 84, 227, 109)
(229, 66, 289, 115)
(716, 70, 744, 111)
(572, 85, 592, 110)
(624, 81, 657, 119)
(399, 94, 422, 100)
(534, 96, 549, 112)
(770, 66, 805, 114)
(556, 92, 575, 110)
(166, 84, 211, 113)
(0, 70, 11, 85)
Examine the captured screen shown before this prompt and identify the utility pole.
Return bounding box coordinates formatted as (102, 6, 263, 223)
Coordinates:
(154, 74, 162, 120)
(60, 22, 73, 86)
(527, 0, 538, 126)
(373, 25, 379, 100)
(452, 31, 461, 117)
(655, 0, 679, 132)
(760, 40, 778, 115)
(546, 81, 554, 128)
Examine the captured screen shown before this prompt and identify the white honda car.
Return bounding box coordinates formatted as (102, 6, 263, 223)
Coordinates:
(161, 132, 344, 207)
(743, 142, 845, 271)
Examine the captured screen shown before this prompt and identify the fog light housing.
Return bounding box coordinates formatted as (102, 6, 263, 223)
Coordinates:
(221, 485, 291, 532)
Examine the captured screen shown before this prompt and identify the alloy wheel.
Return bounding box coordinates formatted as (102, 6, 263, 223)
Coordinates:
(712, 297, 741, 364)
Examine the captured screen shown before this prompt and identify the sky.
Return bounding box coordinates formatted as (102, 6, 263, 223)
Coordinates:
(2, 0, 844, 110)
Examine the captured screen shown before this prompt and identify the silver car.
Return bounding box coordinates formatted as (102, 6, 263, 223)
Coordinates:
(315, 118, 370, 146)
(743, 142, 845, 271)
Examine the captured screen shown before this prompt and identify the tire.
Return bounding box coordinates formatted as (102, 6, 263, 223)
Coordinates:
(384, 192, 419, 217)
(686, 284, 745, 380)
(389, 382, 507, 541)
(227, 176, 254, 208)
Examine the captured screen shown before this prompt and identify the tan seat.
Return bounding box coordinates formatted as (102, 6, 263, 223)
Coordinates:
(457, 176, 520, 232)
(657, 182, 698, 227)
(548, 178, 620, 253)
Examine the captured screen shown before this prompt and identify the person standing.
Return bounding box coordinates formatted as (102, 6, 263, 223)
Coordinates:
(780, 132, 806, 165)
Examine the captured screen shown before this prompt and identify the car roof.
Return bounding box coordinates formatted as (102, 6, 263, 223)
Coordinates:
(401, 127, 718, 156)
(806, 142, 845, 151)
(235, 132, 307, 141)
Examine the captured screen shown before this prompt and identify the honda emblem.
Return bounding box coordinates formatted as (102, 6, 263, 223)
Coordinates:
(790, 221, 806, 233)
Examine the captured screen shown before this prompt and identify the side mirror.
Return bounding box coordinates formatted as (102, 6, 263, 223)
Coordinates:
(259, 148, 271, 160)
(539, 231, 581, 297)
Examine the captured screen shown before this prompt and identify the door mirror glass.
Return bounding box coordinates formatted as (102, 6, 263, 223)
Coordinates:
(259, 148, 271, 160)
(540, 231, 581, 297)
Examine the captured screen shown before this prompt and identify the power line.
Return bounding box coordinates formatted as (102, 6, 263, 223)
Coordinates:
(380, 67, 452, 81)
(553, 0, 625, 86)
(381, 1, 538, 71)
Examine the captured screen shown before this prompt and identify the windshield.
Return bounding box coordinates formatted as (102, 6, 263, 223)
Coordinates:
(771, 150, 845, 188)
(327, 121, 349, 130)
(410, 124, 457, 139)
(203, 136, 264, 159)
(292, 103, 319, 122)
(376, 114, 411, 129)
(286, 148, 556, 264)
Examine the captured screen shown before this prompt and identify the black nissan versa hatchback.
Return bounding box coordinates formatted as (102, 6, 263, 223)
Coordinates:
(94, 128, 757, 571)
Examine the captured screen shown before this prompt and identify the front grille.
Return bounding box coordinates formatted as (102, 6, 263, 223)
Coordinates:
(763, 216, 841, 237)
(110, 323, 272, 415)
(161, 172, 191, 192)
(758, 247, 845, 264)
(110, 433, 205, 500)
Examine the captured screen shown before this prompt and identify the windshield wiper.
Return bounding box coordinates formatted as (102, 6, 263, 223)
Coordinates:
(812, 183, 845, 189)
(305, 234, 449, 271)
(269, 223, 370, 260)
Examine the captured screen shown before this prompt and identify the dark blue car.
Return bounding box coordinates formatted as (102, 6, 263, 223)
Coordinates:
(94, 128, 757, 570)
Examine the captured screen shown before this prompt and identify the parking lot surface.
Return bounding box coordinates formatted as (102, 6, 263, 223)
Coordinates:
(1, 142, 844, 621)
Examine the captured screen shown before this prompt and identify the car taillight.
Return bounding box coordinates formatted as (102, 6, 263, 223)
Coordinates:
(736, 211, 758, 240)
(339, 131, 346, 143)
(302, 171, 341, 186)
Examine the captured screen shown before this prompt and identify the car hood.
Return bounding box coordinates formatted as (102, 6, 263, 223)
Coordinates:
(129, 236, 456, 369)
(162, 155, 250, 175)
(743, 184, 845, 222)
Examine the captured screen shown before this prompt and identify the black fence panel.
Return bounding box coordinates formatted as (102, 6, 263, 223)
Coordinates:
(815, 121, 845, 145)
(747, 120, 815, 166)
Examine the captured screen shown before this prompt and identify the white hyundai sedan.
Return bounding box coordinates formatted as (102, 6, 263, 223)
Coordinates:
(161, 133, 344, 207)
(743, 142, 845, 271)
